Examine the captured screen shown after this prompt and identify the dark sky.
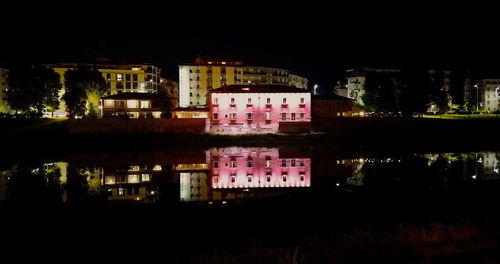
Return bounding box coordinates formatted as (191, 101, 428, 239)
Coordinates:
(1, 0, 499, 92)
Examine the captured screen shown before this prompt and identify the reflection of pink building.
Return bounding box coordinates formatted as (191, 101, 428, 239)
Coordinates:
(209, 85, 311, 133)
(210, 147, 311, 189)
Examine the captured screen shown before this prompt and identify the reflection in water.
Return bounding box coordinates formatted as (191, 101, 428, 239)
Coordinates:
(1, 150, 500, 204)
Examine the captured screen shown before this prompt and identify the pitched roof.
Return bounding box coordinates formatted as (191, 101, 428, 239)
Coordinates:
(210, 84, 310, 94)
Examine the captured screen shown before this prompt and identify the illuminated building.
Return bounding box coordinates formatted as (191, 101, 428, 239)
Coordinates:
(0, 68, 8, 112)
(179, 57, 309, 107)
(210, 147, 311, 189)
(100, 93, 167, 118)
(465, 78, 500, 112)
(170, 108, 209, 118)
(209, 84, 311, 133)
(312, 95, 355, 117)
(46, 61, 163, 112)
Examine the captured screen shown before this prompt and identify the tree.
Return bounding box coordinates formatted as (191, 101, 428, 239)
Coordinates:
(362, 71, 399, 115)
(362, 71, 382, 113)
(63, 65, 106, 118)
(7, 65, 61, 115)
(449, 68, 466, 108)
(399, 67, 432, 117)
(429, 69, 449, 113)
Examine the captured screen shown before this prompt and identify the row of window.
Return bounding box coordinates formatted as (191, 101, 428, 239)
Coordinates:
(212, 159, 306, 168)
(214, 97, 306, 105)
(104, 100, 151, 109)
(212, 112, 306, 121)
(213, 174, 306, 184)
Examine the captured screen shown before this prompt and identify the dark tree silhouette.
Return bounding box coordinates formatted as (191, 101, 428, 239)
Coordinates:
(63, 65, 106, 118)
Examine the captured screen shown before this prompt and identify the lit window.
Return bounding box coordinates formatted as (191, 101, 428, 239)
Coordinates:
(230, 113, 237, 120)
(141, 174, 151, 182)
(230, 98, 235, 104)
(104, 100, 114, 108)
(213, 113, 219, 120)
(247, 113, 253, 120)
(127, 100, 138, 108)
(116, 74, 123, 81)
(265, 112, 271, 121)
(105, 176, 116, 185)
(129, 165, 140, 171)
(265, 160, 272, 168)
(118, 187, 125, 196)
(282, 98, 287, 104)
(128, 174, 139, 183)
(267, 98, 271, 104)
(140, 100, 150, 108)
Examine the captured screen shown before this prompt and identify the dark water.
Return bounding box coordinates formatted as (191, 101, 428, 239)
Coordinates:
(1, 147, 500, 263)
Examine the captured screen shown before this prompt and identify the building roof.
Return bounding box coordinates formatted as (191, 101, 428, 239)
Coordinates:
(210, 84, 310, 94)
(101, 92, 164, 100)
(312, 95, 355, 101)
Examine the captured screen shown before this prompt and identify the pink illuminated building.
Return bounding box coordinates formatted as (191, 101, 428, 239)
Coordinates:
(210, 147, 311, 189)
(209, 85, 311, 133)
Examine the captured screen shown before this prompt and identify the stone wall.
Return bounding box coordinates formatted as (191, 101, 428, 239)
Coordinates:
(68, 118, 208, 134)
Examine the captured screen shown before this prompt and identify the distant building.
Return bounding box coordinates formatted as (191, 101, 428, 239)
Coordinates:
(160, 77, 179, 107)
(179, 57, 308, 107)
(465, 78, 500, 112)
(0, 68, 8, 112)
(209, 84, 311, 134)
(170, 108, 209, 119)
(333, 82, 348, 97)
(100, 92, 170, 118)
(312, 95, 355, 118)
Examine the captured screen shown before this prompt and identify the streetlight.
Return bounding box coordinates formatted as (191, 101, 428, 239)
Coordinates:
(313, 84, 318, 95)
(473, 84, 479, 112)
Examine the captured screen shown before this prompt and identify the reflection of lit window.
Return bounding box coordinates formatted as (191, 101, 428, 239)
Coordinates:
(282, 175, 287, 182)
(213, 176, 219, 184)
(247, 113, 253, 120)
(231, 176, 236, 183)
(265, 112, 271, 121)
(247, 160, 253, 168)
(213, 161, 219, 168)
(265, 160, 272, 168)
(290, 159, 296, 167)
(153, 165, 162, 171)
(247, 175, 252, 182)
(128, 174, 139, 183)
(281, 159, 287, 167)
(266, 175, 271, 182)
(300, 174, 305, 182)
(230, 161, 236, 168)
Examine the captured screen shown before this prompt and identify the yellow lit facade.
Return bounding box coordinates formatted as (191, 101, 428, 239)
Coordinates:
(0, 68, 9, 113)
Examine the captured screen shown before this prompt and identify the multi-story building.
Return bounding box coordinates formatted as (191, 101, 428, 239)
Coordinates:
(179, 57, 309, 107)
(160, 77, 179, 107)
(100, 92, 169, 118)
(0, 68, 8, 112)
(465, 78, 500, 112)
(209, 84, 311, 134)
(47, 61, 162, 112)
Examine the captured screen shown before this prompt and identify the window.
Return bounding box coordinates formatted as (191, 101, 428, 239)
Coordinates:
(247, 98, 252, 104)
(281, 113, 287, 121)
(247, 175, 252, 182)
(127, 100, 138, 108)
(126, 82, 131, 89)
(153, 165, 162, 171)
(265, 112, 271, 121)
(266, 174, 271, 182)
(125, 74, 130, 81)
(290, 159, 296, 167)
(247, 113, 253, 120)
(213, 97, 219, 104)
(291, 113, 296, 121)
(133, 82, 138, 89)
(282, 175, 287, 182)
(281, 159, 287, 167)
(300, 98, 305, 104)
(300, 113, 305, 119)
(213, 113, 219, 120)
(282, 98, 287, 104)
(213, 161, 219, 168)
(104, 100, 114, 108)
(267, 98, 271, 104)
(106, 73, 111, 80)
(213, 176, 219, 184)
(133, 74, 138, 81)
(141, 174, 151, 182)
(300, 174, 305, 182)
(116, 74, 123, 81)
(230, 98, 235, 105)
(116, 82, 123, 89)
(230, 160, 236, 168)
(230, 113, 237, 120)
(299, 161, 305, 167)
(115, 100, 125, 108)
(231, 176, 236, 183)
(265, 159, 272, 168)
(140, 100, 150, 108)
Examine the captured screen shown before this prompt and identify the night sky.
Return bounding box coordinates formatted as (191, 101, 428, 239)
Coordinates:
(1, 1, 499, 93)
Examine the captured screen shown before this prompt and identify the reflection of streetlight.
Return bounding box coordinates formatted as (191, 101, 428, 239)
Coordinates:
(314, 84, 318, 95)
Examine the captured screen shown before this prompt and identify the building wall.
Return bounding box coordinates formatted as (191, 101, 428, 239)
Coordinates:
(209, 92, 311, 133)
(312, 99, 355, 117)
(179, 63, 308, 107)
(0, 68, 8, 112)
(465, 79, 500, 112)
